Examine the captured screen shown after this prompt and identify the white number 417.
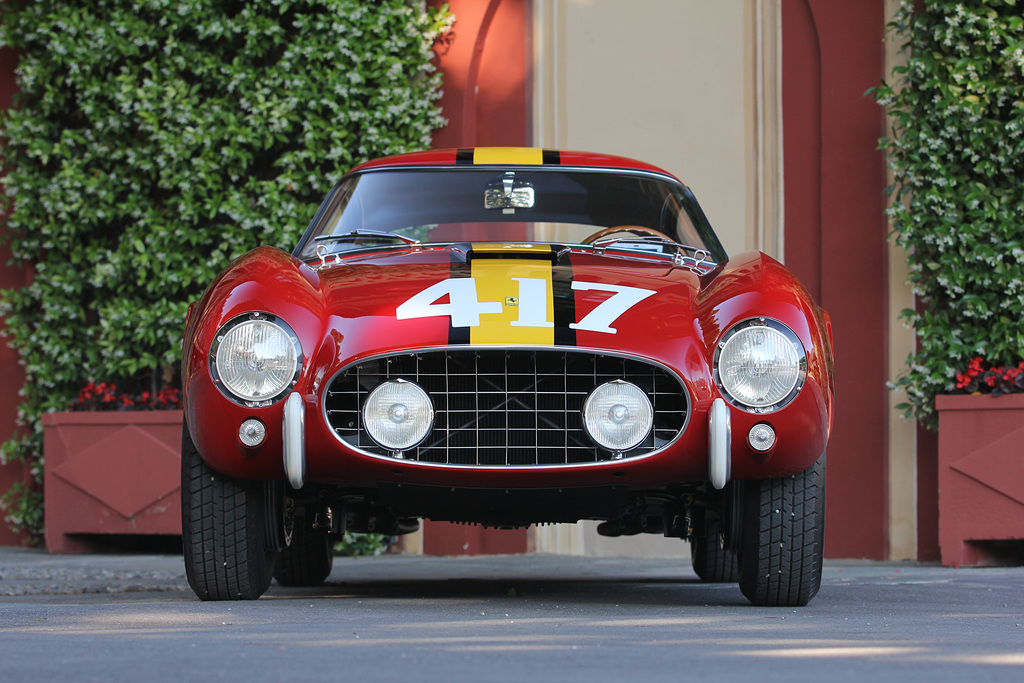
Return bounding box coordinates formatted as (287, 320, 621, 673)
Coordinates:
(396, 277, 654, 334)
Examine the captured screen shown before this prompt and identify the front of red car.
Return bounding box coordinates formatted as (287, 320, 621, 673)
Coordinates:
(181, 148, 833, 606)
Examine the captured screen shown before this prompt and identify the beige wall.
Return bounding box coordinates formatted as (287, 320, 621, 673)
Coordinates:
(533, 0, 783, 258)
(531, 0, 783, 557)
(884, 0, 917, 561)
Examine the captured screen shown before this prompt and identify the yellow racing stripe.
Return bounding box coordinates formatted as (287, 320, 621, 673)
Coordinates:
(473, 147, 544, 166)
(470, 258, 554, 345)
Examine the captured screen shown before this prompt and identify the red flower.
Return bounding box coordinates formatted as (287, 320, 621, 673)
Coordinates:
(953, 358, 1024, 397)
(70, 381, 181, 412)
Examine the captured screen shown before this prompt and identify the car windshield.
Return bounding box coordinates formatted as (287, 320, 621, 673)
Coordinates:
(294, 167, 727, 262)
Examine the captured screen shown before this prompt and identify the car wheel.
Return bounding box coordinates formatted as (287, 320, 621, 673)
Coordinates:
(181, 422, 277, 600)
(738, 454, 826, 607)
(691, 519, 740, 583)
(274, 510, 333, 587)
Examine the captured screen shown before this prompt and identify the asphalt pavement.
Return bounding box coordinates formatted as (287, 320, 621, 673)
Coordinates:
(1, 547, 1022, 682)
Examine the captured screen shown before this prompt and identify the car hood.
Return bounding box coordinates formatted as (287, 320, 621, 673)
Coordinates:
(311, 244, 709, 364)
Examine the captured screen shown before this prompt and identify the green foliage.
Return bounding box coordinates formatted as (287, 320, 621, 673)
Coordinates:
(0, 481, 43, 537)
(0, 0, 453, 537)
(333, 532, 391, 557)
(875, 0, 1024, 427)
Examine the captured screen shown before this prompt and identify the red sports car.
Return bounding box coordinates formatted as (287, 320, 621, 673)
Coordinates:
(181, 147, 834, 606)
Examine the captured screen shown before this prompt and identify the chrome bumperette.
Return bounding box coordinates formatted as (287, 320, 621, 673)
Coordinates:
(708, 397, 731, 490)
(283, 392, 305, 489)
(322, 348, 690, 468)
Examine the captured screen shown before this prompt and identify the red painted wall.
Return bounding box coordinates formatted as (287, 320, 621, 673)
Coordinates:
(430, 0, 531, 149)
(917, 426, 940, 560)
(782, 0, 890, 559)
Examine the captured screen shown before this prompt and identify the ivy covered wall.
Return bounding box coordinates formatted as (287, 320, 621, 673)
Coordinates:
(0, 0, 453, 537)
(876, 0, 1024, 426)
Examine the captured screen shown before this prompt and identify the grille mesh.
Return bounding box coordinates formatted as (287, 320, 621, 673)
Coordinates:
(324, 349, 688, 465)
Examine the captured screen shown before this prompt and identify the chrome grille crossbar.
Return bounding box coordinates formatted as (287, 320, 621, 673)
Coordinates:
(323, 349, 688, 466)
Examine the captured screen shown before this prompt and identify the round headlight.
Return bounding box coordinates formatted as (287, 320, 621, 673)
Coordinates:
(212, 315, 301, 404)
(363, 380, 434, 452)
(716, 320, 804, 410)
(582, 380, 653, 453)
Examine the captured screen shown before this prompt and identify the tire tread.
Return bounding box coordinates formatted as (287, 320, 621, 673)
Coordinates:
(274, 522, 333, 588)
(739, 455, 826, 607)
(691, 520, 740, 583)
(182, 424, 274, 601)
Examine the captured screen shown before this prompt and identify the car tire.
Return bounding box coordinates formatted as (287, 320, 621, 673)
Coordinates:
(691, 520, 740, 583)
(274, 513, 333, 587)
(181, 422, 277, 601)
(738, 454, 826, 607)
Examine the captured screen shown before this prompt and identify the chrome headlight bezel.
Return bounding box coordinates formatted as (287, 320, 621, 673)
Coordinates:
(713, 318, 806, 413)
(209, 312, 303, 407)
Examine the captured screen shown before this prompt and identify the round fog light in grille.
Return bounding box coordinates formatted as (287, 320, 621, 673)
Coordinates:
(583, 381, 653, 452)
(238, 419, 267, 447)
(748, 423, 776, 452)
(363, 379, 434, 452)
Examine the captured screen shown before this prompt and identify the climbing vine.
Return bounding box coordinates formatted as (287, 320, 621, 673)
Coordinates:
(0, 0, 454, 537)
(875, 0, 1024, 426)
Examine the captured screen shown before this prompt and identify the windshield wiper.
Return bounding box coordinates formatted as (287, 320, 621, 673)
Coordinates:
(313, 230, 421, 246)
(589, 236, 715, 271)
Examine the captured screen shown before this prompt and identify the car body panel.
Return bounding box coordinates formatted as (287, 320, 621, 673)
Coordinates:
(182, 147, 833, 527)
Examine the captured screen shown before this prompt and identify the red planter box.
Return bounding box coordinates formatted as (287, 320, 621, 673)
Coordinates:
(42, 411, 183, 553)
(936, 394, 1024, 566)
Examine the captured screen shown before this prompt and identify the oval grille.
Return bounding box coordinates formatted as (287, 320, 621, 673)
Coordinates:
(324, 349, 688, 466)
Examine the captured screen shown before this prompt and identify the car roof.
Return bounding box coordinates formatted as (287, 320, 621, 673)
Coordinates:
(347, 147, 681, 181)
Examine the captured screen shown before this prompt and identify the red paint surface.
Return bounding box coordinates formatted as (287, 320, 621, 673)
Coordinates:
(183, 239, 832, 492)
(183, 237, 833, 556)
(783, 0, 889, 559)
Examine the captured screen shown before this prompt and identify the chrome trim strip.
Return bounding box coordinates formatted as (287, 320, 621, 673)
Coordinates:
(319, 346, 692, 471)
(283, 392, 305, 489)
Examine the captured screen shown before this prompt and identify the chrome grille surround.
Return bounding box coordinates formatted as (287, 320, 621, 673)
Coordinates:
(323, 348, 689, 467)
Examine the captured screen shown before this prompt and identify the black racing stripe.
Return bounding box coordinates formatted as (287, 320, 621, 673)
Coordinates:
(455, 148, 474, 165)
(552, 257, 577, 347)
(448, 249, 471, 345)
(542, 149, 561, 165)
